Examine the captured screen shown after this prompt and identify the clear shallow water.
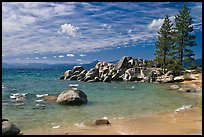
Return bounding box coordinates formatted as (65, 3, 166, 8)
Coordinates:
(2, 68, 198, 130)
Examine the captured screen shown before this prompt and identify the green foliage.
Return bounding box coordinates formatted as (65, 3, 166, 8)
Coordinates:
(173, 3, 196, 67)
(183, 73, 192, 80)
(154, 3, 197, 72)
(187, 62, 197, 69)
(195, 67, 202, 73)
(155, 15, 173, 73)
(147, 59, 156, 67)
(166, 58, 183, 76)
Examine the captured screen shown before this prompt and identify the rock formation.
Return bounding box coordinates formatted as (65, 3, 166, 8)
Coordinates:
(59, 56, 201, 84)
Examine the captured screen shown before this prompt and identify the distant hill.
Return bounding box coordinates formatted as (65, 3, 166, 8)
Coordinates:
(2, 60, 102, 70)
(3, 58, 201, 70)
(183, 58, 202, 68)
(2, 59, 120, 70)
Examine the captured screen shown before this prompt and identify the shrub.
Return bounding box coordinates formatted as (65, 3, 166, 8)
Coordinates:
(183, 73, 192, 80)
(195, 67, 202, 73)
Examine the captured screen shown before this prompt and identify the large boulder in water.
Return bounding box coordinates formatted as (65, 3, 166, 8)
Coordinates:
(2, 120, 21, 135)
(56, 89, 88, 105)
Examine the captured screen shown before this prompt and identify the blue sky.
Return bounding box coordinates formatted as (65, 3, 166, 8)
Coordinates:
(2, 2, 202, 64)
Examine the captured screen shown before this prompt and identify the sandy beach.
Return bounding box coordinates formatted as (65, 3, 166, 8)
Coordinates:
(21, 107, 202, 135)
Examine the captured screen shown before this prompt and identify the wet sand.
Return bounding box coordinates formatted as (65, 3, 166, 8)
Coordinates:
(22, 107, 202, 135)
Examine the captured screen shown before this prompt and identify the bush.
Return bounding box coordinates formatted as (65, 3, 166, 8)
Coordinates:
(187, 62, 197, 69)
(195, 67, 202, 73)
(183, 73, 192, 80)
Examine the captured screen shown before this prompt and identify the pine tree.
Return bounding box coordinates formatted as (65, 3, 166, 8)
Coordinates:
(155, 15, 173, 73)
(174, 3, 197, 67)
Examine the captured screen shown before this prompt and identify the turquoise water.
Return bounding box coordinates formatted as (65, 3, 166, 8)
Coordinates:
(2, 68, 197, 130)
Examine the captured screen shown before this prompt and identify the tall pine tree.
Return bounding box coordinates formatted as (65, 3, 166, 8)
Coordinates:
(155, 15, 173, 73)
(174, 3, 196, 67)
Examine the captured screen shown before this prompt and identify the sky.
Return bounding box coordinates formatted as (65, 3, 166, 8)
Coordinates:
(2, 2, 202, 64)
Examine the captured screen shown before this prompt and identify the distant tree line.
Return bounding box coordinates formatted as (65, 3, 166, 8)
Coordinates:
(153, 3, 197, 73)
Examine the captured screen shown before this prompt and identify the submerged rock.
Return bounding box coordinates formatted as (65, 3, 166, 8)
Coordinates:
(43, 96, 58, 102)
(170, 85, 180, 90)
(56, 89, 87, 105)
(95, 117, 110, 125)
(178, 87, 191, 92)
(175, 105, 192, 112)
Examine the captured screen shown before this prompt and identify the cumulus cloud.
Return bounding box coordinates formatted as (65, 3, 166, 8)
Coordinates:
(148, 18, 164, 30)
(59, 55, 64, 58)
(67, 53, 75, 57)
(25, 57, 30, 60)
(43, 56, 47, 59)
(58, 23, 79, 37)
(79, 54, 86, 57)
(148, 16, 175, 30)
(35, 57, 39, 60)
(2, 2, 201, 63)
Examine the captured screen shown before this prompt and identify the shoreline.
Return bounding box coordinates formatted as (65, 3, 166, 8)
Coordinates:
(21, 107, 202, 135)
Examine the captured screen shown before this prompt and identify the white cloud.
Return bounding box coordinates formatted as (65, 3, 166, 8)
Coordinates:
(79, 54, 86, 57)
(35, 57, 39, 60)
(2, 3, 37, 32)
(58, 23, 79, 37)
(59, 55, 64, 58)
(67, 53, 75, 57)
(76, 59, 82, 62)
(148, 16, 175, 30)
(148, 18, 164, 30)
(128, 29, 133, 33)
(25, 57, 30, 60)
(2, 2, 201, 63)
(43, 56, 47, 59)
(100, 24, 112, 31)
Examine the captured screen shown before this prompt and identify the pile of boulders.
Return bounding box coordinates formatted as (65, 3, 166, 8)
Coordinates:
(60, 56, 151, 82)
(59, 56, 201, 84)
